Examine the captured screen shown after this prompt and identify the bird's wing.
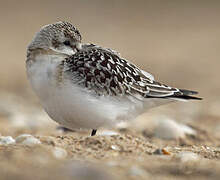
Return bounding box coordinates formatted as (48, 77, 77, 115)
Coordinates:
(64, 44, 201, 100)
(140, 69, 154, 81)
(82, 43, 121, 56)
(143, 80, 201, 100)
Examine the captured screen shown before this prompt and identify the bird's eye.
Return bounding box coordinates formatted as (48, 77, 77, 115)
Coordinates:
(63, 40, 71, 46)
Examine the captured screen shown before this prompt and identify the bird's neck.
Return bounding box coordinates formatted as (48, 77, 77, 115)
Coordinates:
(26, 48, 68, 65)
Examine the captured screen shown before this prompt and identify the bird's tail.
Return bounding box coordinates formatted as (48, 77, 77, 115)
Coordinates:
(169, 89, 202, 100)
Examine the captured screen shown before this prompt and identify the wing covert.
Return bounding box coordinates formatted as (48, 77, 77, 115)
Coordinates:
(64, 44, 201, 100)
(64, 44, 152, 97)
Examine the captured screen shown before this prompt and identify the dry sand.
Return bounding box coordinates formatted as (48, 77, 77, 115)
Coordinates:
(0, 1, 220, 179)
(0, 92, 220, 180)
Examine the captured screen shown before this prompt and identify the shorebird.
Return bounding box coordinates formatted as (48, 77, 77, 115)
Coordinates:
(26, 21, 201, 136)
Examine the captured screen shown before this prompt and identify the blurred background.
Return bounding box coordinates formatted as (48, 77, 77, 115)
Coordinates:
(0, 0, 220, 131)
(1, 1, 220, 179)
(0, 0, 219, 96)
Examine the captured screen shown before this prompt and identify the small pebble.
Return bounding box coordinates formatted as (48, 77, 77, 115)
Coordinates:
(52, 147, 67, 159)
(205, 146, 210, 150)
(110, 145, 120, 151)
(0, 136, 15, 145)
(15, 134, 32, 143)
(176, 152, 199, 163)
(16, 134, 41, 146)
(153, 148, 171, 155)
(154, 118, 196, 140)
(179, 124, 196, 136)
(22, 137, 41, 146)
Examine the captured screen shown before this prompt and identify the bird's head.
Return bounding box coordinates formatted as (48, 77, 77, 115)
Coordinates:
(28, 21, 82, 56)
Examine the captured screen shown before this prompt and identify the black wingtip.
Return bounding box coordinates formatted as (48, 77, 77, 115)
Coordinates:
(179, 89, 199, 95)
(176, 89, 202, 100)
(178, 95, 202, 100)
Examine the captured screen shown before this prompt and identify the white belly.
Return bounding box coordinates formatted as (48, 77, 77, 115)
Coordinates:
(27, 56, 145, 130)
(41, 84, 145, 129)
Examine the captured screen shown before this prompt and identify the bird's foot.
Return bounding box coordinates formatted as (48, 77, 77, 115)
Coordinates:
(91, 129, 97, 136)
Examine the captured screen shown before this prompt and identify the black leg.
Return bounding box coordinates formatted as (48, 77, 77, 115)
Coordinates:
(91, 129, 97, 136)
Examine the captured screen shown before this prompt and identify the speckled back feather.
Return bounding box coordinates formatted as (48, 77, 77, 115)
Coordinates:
(63, 44, 201, 100)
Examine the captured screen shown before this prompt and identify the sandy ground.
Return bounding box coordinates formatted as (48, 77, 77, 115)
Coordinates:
(0, 92, 220, 180)
(0, 1, 220, 179)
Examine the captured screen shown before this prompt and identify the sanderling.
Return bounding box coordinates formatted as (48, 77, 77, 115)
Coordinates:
(26, 21, 201, 136)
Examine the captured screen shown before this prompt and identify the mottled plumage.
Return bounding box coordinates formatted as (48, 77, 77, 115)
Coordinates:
(26, 21, 201, 136)
(63, 44, 201, 100)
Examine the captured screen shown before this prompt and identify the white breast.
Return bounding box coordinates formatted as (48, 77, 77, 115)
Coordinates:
(27, 54, 146, 130)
